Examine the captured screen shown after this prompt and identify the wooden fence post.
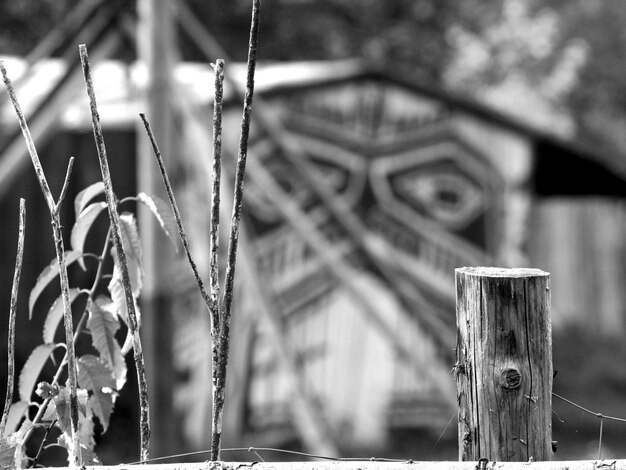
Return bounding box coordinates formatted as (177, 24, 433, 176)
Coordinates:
(455, 267, 553, 462)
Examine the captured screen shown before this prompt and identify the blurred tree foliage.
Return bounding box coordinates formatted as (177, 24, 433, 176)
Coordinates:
(445, 0, 587, 136)
(183, 0, 455, 84)
(0, 1, 74, 55)
(1, 0, 626, 163)
(550, 0, 626, 169)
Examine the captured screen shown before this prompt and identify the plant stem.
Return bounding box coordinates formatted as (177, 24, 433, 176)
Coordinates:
(24, 229, 110, 443)
(138, 114, 213, 317)
(79, 44, 150, 463)
(55, 157, 75, 215)
(212, 0, 260, 461)
(31, 419, 57, 468)
(0, 60, 82, 467)
(0, 199, 25, 439)
(209, 58, 225, 459)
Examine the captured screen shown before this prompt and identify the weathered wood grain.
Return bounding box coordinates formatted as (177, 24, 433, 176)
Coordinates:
(455, 267, 552, 462)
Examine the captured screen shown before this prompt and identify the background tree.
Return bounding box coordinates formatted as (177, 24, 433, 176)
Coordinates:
(445, 0, 588, 137)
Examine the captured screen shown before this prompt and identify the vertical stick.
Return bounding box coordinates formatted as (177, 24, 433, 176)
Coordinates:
(1, 62, 82, 467)
(212, 0, 260, 461)
(455, 267, 553, 462)
(0, 199, 25, 438)
(79, 44, 151, 463)
(209, 59, 224, 458)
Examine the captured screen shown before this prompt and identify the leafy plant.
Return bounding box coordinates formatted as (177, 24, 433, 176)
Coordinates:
(0, 0, 260, 466)
(0, 183, 176, 467)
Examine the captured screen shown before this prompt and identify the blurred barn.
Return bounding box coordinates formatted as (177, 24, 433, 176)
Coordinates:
(1, 0, 626, 461)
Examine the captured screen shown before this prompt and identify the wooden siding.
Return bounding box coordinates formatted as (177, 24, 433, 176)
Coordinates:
(527, 197, 626, 336)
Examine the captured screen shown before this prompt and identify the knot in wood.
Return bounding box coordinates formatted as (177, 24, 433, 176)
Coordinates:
(499, 368, 521, 391)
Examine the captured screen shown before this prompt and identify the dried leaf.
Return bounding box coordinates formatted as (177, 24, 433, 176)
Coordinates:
(35, 381, 59, 399)
(28, 251, 81, 320)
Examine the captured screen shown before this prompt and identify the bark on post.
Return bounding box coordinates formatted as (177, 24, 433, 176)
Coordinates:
(455, 267, 553, 462)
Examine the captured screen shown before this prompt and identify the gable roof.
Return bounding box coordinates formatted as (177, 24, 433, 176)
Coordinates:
(3, 55, 625, 197)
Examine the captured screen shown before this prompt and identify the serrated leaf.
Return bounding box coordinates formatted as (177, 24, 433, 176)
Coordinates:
(29, 251, 82, 320)
(71, 202, 107, 270)
(52, 387, 88, 435)
(43, 288, 83, 344)
(77, 355, 115, 392)
(2, 401, 28, 439)
(74, 182, 105, 219)
(108, 247, 142, 299)
(79, 408, 97, 453)
(57, 415, 101, 465)
(119, 212, 142, 267)
(18, 344, 56, 402)
(78, 356, 116, 432)
(81, 447, 101, 466)
(85, 300, 127, 389)
(137, 192, 179, 252)
(106, 277, 141, 355)
(52, 388, 71, 433)
(0, 442, 19, 470)
(87, 391, 115, 434)
(14, 419, 33, 440)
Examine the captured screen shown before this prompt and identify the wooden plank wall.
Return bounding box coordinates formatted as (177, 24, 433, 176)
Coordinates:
(527, 197, 626, 335)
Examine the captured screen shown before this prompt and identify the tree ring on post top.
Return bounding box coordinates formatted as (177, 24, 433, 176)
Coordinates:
(499, 368, 521, 390)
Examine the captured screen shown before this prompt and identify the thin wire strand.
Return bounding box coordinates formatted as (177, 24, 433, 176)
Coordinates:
(427, 412, 456, 459)
(598, 416, 604, 460)
(553, 392, 626, 423)
(122, 393, 626, 465)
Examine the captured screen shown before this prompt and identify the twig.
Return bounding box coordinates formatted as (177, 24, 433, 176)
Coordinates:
(79, 44, 150, 463)
(138, 114, 213, 316)
(0, 60, 82, 467)
(55, 157, 75, 215)
(0, 199, 25, 439)
(31, 419, 57, 468)
(213, 0, 260, 461)
(209, 58, 224, 459)
(0, 62, 55, 212)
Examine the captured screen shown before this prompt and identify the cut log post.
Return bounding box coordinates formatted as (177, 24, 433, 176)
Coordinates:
(455, 267, 553, 462)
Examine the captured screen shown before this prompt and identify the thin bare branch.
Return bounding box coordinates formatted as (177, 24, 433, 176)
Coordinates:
(1, 60, 82, 466)
(209, 59, 224, 335)
(0, 199, 25, 439)
(79, 43, 150, 462)
(209, 58, 225, 457)
(54, 156, 75, 215)
(212, 0, 260, 461)
(138, 114, 213, 318)
(0, 61, 55, 212)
